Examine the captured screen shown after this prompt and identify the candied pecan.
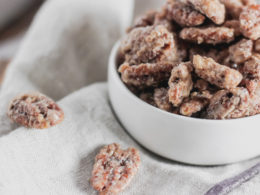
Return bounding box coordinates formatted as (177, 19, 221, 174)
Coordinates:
(187, 0, 225, 24)
(224, 20, 241, 36)
(228, 39, 253, 64)
(163, 0, 205, 27)
(206, 87, 250, 119)
(180, 89, 213, 116)
(118, 62, 176, 87)
(243, 54, 260, 79)
(168, 62, 193, 106)
(192, 55, 243, 89)
(91, 143, 141, 195)
(180, 27, 235, 45)
(120, 25, 177, 65)
(220, 0, 243, 19)
(180, 90, 212, 116)
(139, 91, 156, 107)
(240, 5, 260, 40)
(254, 39, 260, 52)
(8, 93, 64, 129)
(154, 88, 174, 112)
(180, 99, 206, 116)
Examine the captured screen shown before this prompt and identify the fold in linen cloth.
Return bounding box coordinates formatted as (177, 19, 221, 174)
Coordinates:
(0, 0, 260, 194)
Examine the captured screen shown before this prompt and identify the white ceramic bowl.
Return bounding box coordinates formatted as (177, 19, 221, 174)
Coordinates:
(108, 41, 260, 165)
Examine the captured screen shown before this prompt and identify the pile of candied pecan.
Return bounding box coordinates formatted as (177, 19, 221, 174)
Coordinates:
(118, 0, 260, 119)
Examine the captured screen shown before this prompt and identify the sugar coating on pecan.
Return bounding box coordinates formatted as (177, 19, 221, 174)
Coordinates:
(224, 20, 241, 36)
(118, 62, 176, 87)
(220, 0, 243, 19)
(180, 27, 235, 45)
(163, 0, 205, 27)
(228, 39, 253, 64)
(154, 88, 174, 112)
(240, 5, 260, 40)
(243, 54, 260, 79)
(120, 25, 177, 65)
(168, 62, 193, 106)
(206, 87, 250, 119)
(8, 93, 64, 129)
(187, 0, 225, 24)
(91, 143, 141, 195)
(193, 55, 243, 89)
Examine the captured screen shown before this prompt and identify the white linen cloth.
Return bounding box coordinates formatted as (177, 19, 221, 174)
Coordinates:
(0, 0, 260, 194)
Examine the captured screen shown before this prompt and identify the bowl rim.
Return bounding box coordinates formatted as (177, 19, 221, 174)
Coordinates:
(109, 40, 260, 124)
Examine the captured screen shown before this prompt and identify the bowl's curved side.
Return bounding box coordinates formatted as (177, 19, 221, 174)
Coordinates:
(108, 41, 260, 165)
